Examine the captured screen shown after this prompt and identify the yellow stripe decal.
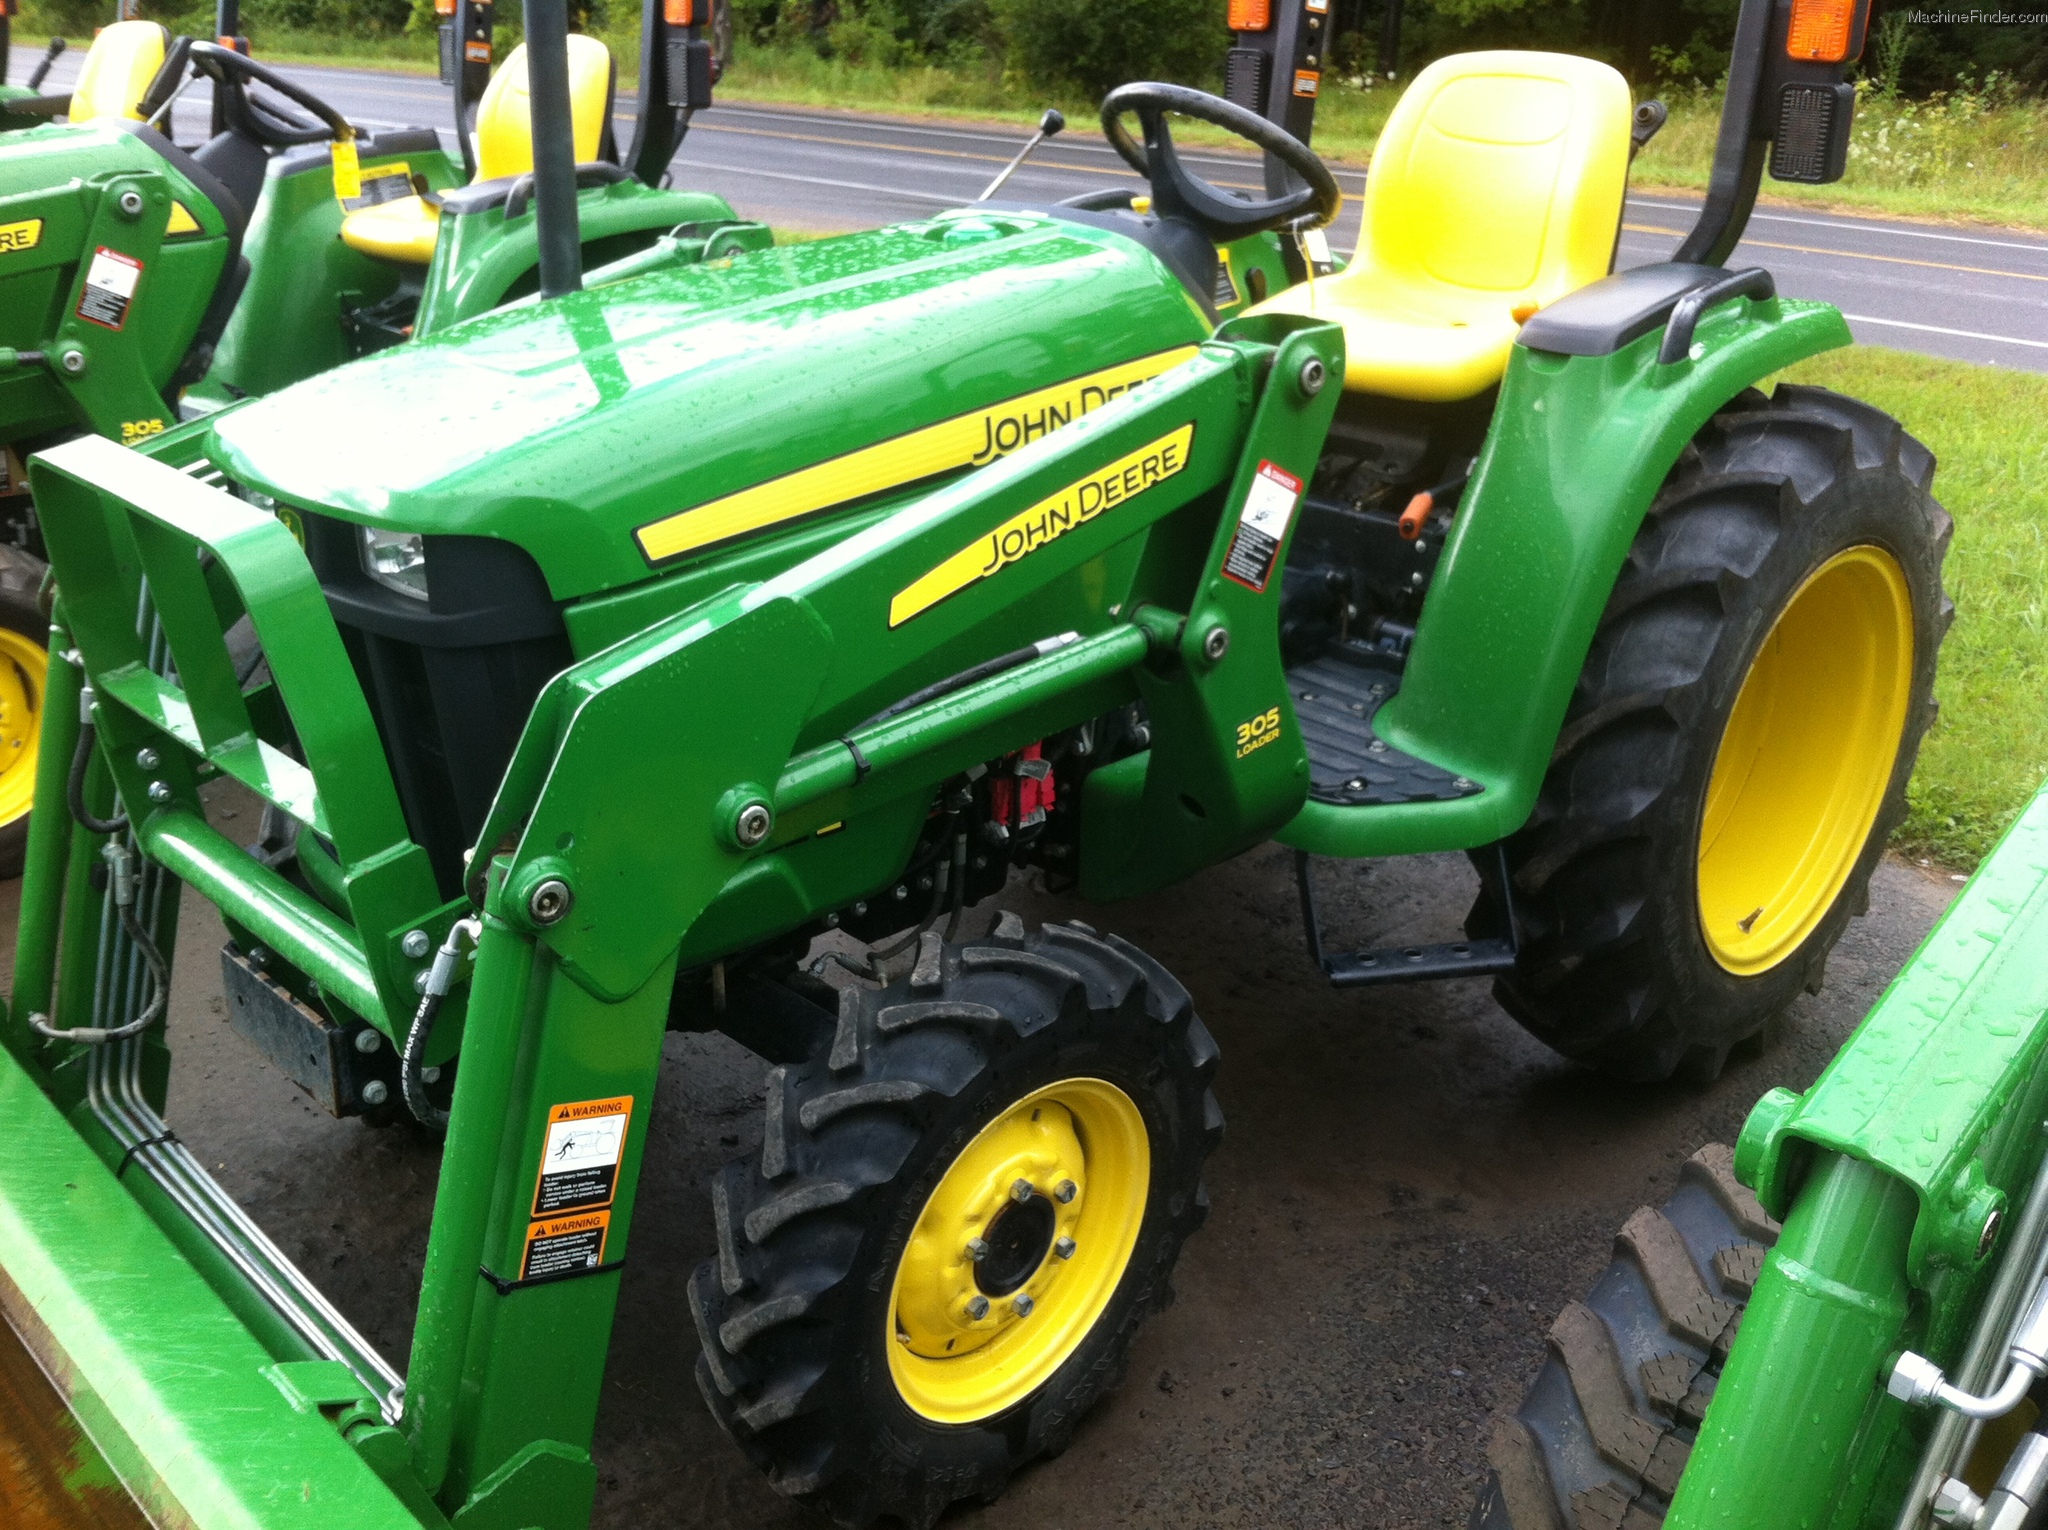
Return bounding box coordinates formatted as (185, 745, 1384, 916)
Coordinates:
(165, 201, 201, 236)
(633, 346, 1201, 565)
(889, 423, 1195, 629)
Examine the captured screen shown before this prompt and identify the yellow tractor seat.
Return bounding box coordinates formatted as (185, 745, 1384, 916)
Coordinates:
(339, 34, 616, 266)
(1250, 50, 1633, 402)
(68, 20, 171, 124)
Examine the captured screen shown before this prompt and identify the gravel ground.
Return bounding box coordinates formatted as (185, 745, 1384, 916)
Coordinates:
(12, 780, 1956, 1530)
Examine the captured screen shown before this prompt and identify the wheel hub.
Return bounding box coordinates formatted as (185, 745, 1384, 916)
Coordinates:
(886, 1077, 1149, 1423)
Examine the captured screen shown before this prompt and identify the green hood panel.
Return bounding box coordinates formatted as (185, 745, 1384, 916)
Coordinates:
(209, 212, 1212, 600)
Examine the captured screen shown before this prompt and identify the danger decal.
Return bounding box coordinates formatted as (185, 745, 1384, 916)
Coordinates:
(1219, 459, 1303, 594)
(77, 247, 142, 330)
(889, 423, 1195, 627)
(531, 1095, 632, 1218)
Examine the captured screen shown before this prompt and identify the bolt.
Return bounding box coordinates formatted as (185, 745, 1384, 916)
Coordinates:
(248, 946, 270, 970)
(823, 911, 840, 928)
(893, 885, 909, 901)
(117, 188, 145, 218)
(135, 747, 160, 770)
(1013, 1294, 1035, 1317)
(1409, 571, 1426, 588)
(733, 801, 773, 848)
(1932, 1477, 1985, 1527)
(360, 1080, 390, 1107)
(1055, 1236, 1077, 1260)
(401, 929, 432, 959)
(966, 1295, 990, 1320)
(58, 349, 86, 375)
(1201, 624, 1230, 663)
(353, 1028, 382, 1054)
(1979, 1208, 2004, 1260)
(1298, 356, 1327, 398)
(1011, 1178, 1035, 1203)
(146, 780, 172, 803)
(1054, 1180, 1077, 1204)
(966, 1237, 991, 1261)
(896, 1330, 911, 1345)
(421, 1066, 441, 1085)
(853, 901, 868, 916)
(528, 877, 573, 926)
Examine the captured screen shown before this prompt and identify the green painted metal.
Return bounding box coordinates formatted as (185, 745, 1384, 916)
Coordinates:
(1666, 779, 2048, 1526)
(0, 1035, 422, 1530)
(1281, 294, 1855, 859)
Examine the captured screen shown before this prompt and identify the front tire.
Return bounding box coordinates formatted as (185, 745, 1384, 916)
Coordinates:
(691, 917, 1222, 1528)
(0, 545, 49, 880)
(1470, 1145, 1779, 1529)
(1475, 385, 1952, 1081)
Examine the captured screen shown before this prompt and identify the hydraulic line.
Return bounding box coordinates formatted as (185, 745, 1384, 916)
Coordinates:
(28, 843, 165, 1044)
(400, 918, 482, 1133)
(66, 713, 127, 836)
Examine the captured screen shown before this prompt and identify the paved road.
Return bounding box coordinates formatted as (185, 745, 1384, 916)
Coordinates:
(21, 47, 2048, 370)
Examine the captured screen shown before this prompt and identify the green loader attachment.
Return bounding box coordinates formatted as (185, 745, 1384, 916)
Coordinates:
(0, 0, 1960, 1524)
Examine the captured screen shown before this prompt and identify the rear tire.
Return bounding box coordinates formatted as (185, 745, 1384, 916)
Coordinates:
(1469, 1145, 1779, 1530)
(1473, 384, 1951, 1081)
(691, 917, 1221, 1528)
(0, 545, 49, 880)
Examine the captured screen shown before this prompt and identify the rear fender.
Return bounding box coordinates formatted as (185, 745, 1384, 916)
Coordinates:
(1282, 295, 1854, 858)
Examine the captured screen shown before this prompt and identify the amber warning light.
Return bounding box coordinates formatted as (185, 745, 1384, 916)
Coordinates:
(1785, 0, 1862, 62)
(1227, 0, 1270, 31)
(664, 0, 697, 24)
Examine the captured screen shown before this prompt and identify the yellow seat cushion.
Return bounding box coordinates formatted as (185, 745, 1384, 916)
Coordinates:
(338, 34, 613, 267)
(339, 194, 441, 264)
(68, 20, 169, 124)
(1251, 50, 1633, 402)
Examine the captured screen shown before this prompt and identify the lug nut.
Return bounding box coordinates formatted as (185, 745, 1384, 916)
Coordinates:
(527, 877, 573, 926)
(360, 1080, 390, 1106)
(1298, 356, 1326, 398)
(1011, 1178, 1035, 1203)
(146, 780, 171, 803)
(135, 748, 159, 770)
(734, 801, 773, 848)
(401, 929, 432, 958)
(966, 1237, 990, 1261)
(966, 1295, 990, 1320)
(1054, 1180, 1077, 1204)
(1013, 1294, 1035, 1316)
(353, 1028, 382, 1054)
(1055, 1236, 1077, 1259)
(1201, 625, 1230, 663)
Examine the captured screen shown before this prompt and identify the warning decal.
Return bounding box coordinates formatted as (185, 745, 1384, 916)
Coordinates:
(1220, 460, 1303, 594)
(77, 247, 142, 330)
(532, 1095, 632, 1217)
(520, 1210, 611, 1282)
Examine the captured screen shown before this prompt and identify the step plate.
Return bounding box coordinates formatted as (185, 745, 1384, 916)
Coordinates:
(1287, 651, 1483, 808)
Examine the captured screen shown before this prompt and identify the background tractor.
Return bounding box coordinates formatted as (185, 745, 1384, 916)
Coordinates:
(0, 0, 1953, 1526)
(0, 0, 738, 873)
(1474, 773, 2048, 1530)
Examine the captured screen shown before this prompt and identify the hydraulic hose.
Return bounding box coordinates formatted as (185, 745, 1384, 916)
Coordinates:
(67, 718, 127, 836)
(28, 843, 167, 1044)
(400, 918, 481, 1133)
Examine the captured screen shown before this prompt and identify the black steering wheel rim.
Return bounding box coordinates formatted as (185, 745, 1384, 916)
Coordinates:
(190, 41, 354, 148)
(1099, 82, 1340, 241)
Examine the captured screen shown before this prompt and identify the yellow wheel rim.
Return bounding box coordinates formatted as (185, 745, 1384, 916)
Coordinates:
(0, 627, 45, 835)
(1697, 546, 1913, 976)
(886, 1077, 1149, 1424)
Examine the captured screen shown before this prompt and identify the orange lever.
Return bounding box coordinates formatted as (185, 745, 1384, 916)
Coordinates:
(1399, 491, 1433, 541)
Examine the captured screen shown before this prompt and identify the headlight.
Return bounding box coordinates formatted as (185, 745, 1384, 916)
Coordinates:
(360, 527, 428, 602)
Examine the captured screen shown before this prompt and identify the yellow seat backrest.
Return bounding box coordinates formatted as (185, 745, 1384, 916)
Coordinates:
(474, 35, 614, 183)
(68, 20, 171, 125)
(1353, 51, 1631, 311)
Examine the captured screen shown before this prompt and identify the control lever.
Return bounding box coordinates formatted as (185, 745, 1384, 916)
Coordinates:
(979, 108, 1066, 201)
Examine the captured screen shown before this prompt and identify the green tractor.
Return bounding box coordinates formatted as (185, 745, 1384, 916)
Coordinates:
(0, 0, 1953, 1525)
(0, 0, 738, 872)
(1476, 772, 2048, 1530)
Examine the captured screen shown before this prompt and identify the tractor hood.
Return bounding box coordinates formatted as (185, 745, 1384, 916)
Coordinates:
(208, 210, 1212, 601)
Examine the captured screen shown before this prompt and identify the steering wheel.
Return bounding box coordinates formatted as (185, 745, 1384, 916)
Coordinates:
(1099, 82, 1340, 241)
(189, 41, 355, 149)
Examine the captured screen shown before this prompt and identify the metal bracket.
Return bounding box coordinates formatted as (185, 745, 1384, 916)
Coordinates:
(1294, 842, 1520, 988)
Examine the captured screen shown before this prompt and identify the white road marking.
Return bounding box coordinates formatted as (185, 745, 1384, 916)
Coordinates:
(1844, 313, 2048, 350)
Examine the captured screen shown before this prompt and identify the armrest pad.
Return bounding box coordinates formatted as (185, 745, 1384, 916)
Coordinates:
(1518, 263, 1733, 357)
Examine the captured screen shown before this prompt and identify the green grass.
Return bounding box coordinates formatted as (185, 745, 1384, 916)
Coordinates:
(1768, 347, 2048, 868)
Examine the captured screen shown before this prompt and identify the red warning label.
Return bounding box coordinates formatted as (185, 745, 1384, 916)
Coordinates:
(77, 247, 142, 330)
(1220, 460, 1304, 594)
